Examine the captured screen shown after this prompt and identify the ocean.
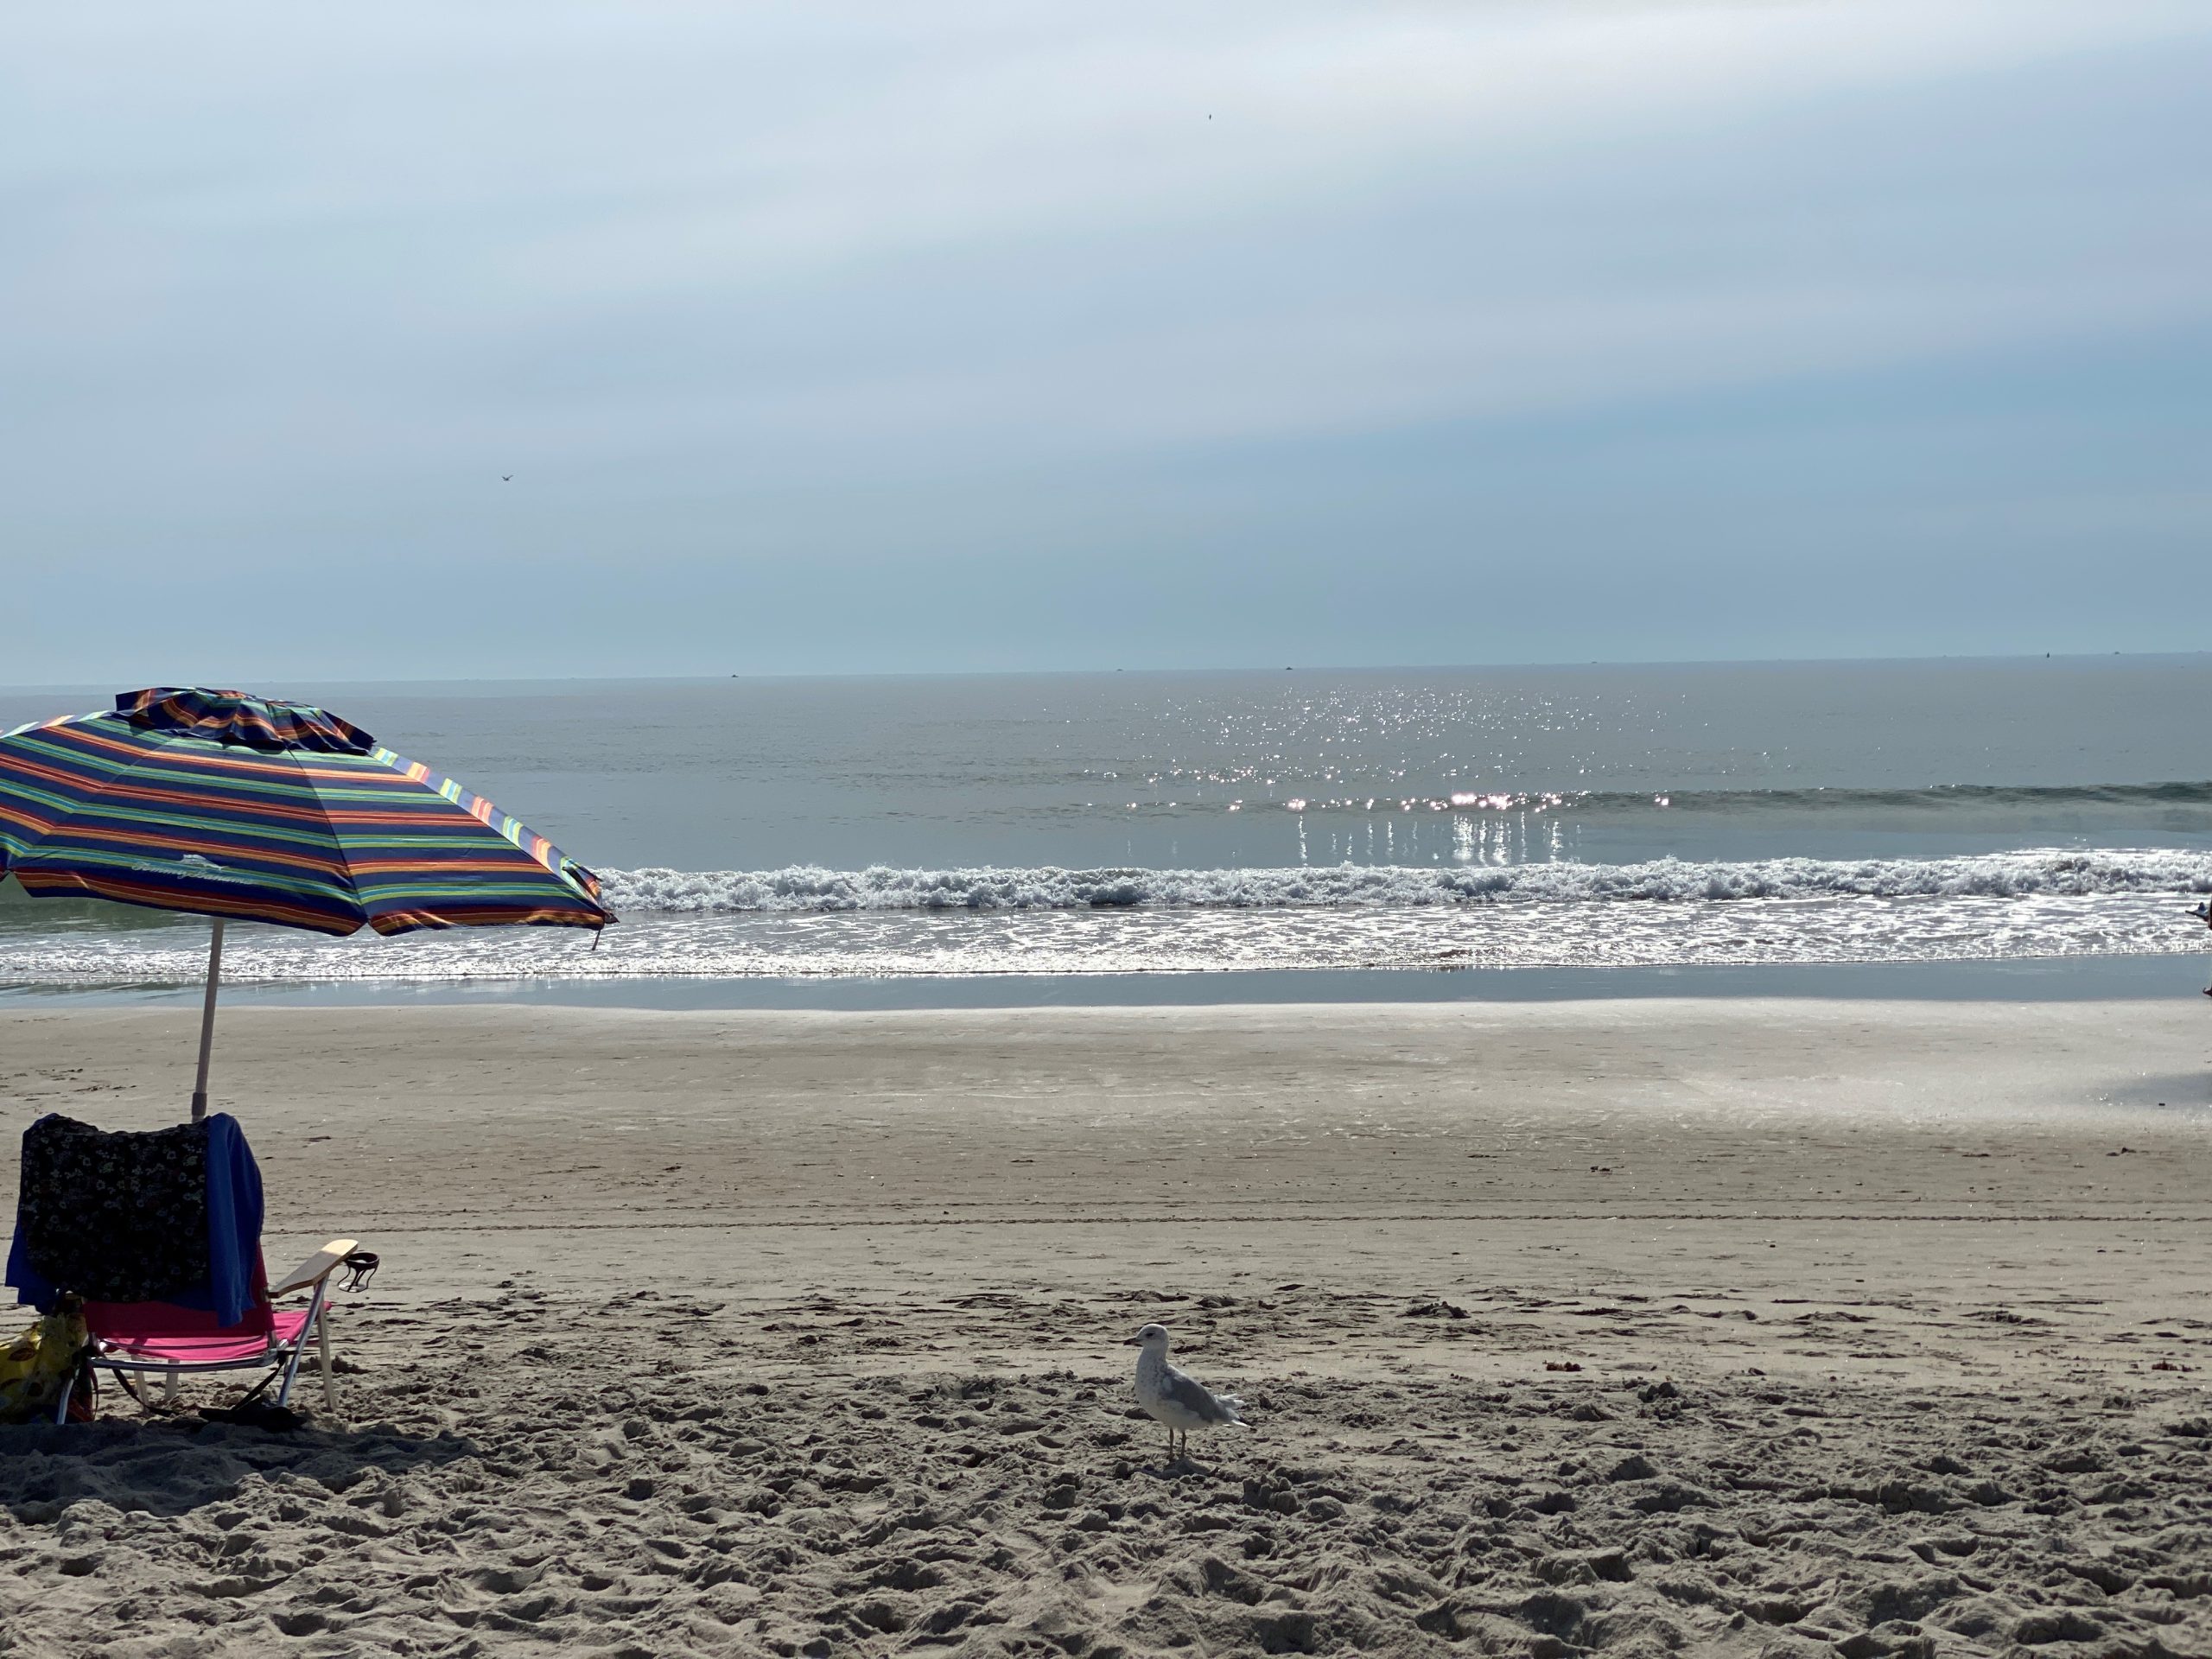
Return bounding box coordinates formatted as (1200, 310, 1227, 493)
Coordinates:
(4, 658, 2211, 995)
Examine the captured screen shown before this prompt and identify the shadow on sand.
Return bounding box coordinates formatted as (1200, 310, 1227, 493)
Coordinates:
(0, 1414, 477, 1522)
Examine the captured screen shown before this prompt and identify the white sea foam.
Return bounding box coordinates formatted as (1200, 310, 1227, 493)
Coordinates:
(1, 889, 2203, 985)
(3, 850, 2207, 988)
(599, 849, 2212, 915)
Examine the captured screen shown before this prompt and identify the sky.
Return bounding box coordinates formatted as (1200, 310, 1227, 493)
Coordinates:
(2, 1, 2207, 682)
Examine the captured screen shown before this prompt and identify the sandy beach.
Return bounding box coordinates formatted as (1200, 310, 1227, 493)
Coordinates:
(12, 0, 2207, 1649)
(1, 995, 2208, 1657)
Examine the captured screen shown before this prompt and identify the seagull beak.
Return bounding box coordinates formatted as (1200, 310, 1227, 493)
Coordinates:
(1122, 1336, 1144, 1345)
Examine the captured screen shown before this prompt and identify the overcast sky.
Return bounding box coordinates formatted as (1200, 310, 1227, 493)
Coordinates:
(3, 2, 2206, 682)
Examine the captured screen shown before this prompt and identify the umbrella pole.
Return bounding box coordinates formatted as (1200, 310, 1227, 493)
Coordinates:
(190, 918, 226, 1122)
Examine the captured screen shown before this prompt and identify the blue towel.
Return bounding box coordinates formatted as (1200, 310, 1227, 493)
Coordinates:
(199, 1114, 265, 1326)
(7, 1112, 265, 1328)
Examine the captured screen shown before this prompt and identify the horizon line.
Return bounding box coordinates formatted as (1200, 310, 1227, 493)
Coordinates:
(5, 647, 2212, 696)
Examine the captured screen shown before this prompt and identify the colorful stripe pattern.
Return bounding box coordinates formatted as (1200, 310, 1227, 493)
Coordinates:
(114, 687, 377, 755)
(0, 690, 613, 938)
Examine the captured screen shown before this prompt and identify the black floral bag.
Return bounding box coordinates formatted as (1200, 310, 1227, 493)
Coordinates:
(17, 1116, 211, 1304)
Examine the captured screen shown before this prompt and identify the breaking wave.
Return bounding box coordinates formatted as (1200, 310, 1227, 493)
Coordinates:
(7, 850, 2210, 985)
(601, 849, 2212, 915)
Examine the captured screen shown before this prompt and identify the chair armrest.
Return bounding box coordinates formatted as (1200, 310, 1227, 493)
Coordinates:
(270, 1238, 361, 1298)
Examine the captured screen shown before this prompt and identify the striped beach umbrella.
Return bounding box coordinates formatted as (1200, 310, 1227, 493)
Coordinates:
(0, 687, 614, 1117)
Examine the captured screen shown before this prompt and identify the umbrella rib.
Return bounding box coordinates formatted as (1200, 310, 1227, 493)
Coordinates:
(271, 747, 370, 920)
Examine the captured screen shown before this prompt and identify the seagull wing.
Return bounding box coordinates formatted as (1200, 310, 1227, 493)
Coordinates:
(1163, 1363, 1242, 1424)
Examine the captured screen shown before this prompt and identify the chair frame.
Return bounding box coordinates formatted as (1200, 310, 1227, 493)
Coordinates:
(54, 1237, 358, 1425)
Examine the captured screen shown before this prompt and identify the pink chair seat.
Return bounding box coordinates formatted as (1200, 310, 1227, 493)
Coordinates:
(97, 1308, 312, 1367)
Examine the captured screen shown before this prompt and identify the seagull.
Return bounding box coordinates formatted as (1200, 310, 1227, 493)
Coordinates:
(1128, 1323, 1244, 1465)
(501, 474, 513, 482)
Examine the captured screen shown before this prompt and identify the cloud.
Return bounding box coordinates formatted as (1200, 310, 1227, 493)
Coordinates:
(0, 2, 2205, 676)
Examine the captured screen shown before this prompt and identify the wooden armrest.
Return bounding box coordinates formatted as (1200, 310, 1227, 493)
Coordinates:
(270, 1238, 360, 1298)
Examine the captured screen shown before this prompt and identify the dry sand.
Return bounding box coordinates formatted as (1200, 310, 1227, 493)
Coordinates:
(0, 996, 2208, 1658)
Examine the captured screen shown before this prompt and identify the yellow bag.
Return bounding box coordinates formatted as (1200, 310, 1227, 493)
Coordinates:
(0, 1301, 90, 1423)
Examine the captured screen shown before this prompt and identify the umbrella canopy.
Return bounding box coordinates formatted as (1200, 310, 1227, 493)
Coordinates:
(0, 688, 614, 1120)
(0, 687, 612, 936)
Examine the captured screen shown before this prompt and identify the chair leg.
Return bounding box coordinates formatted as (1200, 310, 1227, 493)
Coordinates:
(317, 1307, 336, 1414)
(51, 1360, 79, 1426)
(163, 1365, 179, 1406)
(276, 1279, 330, 1409)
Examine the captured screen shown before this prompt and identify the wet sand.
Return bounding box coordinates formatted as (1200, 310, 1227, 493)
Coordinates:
(1, 999, 2208, 1656)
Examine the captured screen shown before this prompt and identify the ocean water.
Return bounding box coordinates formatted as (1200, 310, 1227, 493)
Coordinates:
(3, 659, 2211, 988)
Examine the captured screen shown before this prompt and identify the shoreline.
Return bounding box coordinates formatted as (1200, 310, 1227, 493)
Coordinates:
(3, 948, 2209, 1010)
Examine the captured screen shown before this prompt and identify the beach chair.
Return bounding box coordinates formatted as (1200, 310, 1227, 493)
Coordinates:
(56, 1237, 359, 1425)
(7, 1109, 370, 1426)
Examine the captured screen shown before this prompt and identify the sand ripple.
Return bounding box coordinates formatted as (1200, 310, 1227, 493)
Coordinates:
(3, 1289, 2207, 1657)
